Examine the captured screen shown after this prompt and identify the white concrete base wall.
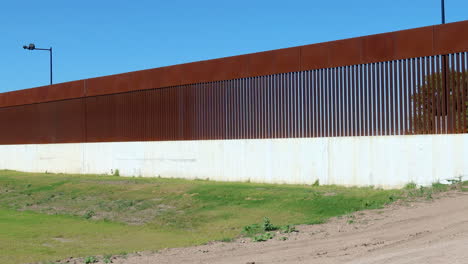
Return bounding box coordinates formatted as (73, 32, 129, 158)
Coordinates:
(1, 134, 467, 188)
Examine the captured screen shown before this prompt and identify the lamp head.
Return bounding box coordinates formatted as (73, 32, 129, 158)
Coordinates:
(23, 43, 35, 50)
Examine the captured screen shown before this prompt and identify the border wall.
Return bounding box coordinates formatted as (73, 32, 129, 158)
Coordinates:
(1, 21, 467, 187)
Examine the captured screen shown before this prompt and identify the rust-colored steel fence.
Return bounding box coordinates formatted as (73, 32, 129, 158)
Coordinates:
(0, 52, 466, 144)
(0, 21, 467, 145)
(82, 52, 468, 140)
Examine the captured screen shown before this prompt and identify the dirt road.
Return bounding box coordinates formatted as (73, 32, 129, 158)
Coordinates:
(114, 192, 468, 264)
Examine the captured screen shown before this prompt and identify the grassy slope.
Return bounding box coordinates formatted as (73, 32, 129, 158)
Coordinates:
(0, 170, 405, 263)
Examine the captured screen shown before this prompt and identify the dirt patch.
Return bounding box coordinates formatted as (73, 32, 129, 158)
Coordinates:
(52, 237, 74, 243)
(60, 191, 468, 264)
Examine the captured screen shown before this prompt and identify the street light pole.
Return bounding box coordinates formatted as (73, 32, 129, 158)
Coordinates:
(22, 43, 53, 85)
(49, 47, 53, 86)
(441, 0, 445, 24)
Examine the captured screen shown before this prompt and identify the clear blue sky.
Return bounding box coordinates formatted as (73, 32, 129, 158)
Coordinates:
(1, 0, 467, 93)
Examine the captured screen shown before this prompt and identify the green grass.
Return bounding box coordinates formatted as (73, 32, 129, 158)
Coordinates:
(0, 170, 442, 263)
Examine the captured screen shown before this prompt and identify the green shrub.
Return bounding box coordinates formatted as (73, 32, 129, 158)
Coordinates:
(83, 210, 95, 219)
(262, 217, 278, 232)
(84, 256, 98, 264)
(253, 232, 274, 242)
(103, 254, 112, 264)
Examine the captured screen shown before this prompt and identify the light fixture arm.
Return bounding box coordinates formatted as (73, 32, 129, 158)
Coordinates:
(22, 44, 53, 85)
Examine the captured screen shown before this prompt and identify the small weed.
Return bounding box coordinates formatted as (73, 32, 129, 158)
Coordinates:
(242, 223, 262, 236)
(83, 210, 95, 219)
(343, 214, 355, 224)
(279, 224, 296, 233)
(402, 183, 445, 200)
(363, 200, 375, 208)
(243, 217, 280, 237)
(262, 217, 278, 232)
(219, 237, 234, 242)
(404, 182, 436, 199)
(426, 191, 433, 200)
(312, 179, 320, 187)
(244, 218, 295, 242)
(84, 256, 98, 264)
(431, 182, 448, 192)
(279, 236, 288, 241)
(103, 254, 112, 263)
(244, 217, 292, 243)
(253, 232, 274, 242)
(448, 176, 464, 190)
(419, 186, 425, 195)
(113, 169, 120, 177)
(404, 182, 417, 190)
